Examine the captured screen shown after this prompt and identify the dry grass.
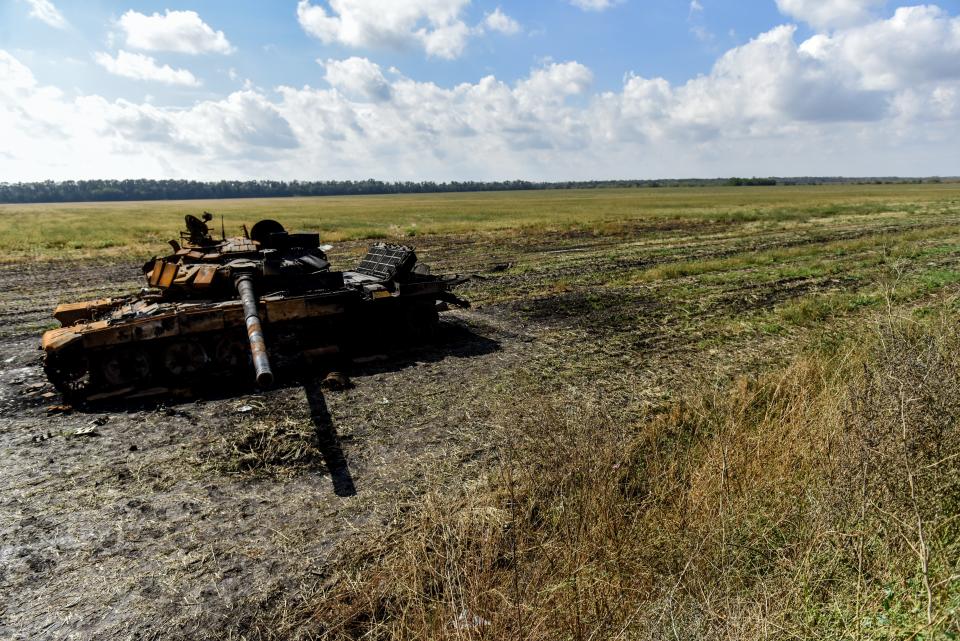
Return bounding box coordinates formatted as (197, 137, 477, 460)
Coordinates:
(263, 303, 960, 640)
(216, 417, 325, 478)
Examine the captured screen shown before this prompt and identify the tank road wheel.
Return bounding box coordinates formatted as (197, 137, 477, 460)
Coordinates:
(44, 350, 94, 403)
(162, 340, 209, 378)
(214, 333, 251, 373)
(100, 348, 152, 388)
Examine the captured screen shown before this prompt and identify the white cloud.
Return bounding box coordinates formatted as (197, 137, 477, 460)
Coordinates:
(775, 0, 885, 30)
(568, 0, 623, 12)
(687, 0, 714, 44)
(0, 50, 39, 92)
(3, 5, 960, 182)
(422, 21, 472, 58)
(798, 6, 960, 90)
(890, 84, 960, 123)
(517, 61, 593, 103)
(118, 10, 234, 55)
(176, 91, 300, 152)
(296, 0, 476, 59)
(483, 7, 521, 35)
(94, 50, 201, 86)
(23, 0, 67, 29)
(605, 23, 891, 147)
(322, 56, 393, 101)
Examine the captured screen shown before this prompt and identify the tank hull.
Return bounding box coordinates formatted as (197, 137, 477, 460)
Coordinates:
(42, 284, 444, 403)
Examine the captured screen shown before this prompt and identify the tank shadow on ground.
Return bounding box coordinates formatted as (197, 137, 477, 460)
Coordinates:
(59, 318, 500, 495)
(303, 376, 356, 497)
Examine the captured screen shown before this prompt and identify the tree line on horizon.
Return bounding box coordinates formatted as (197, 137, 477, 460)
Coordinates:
(0, 176, 952, 204)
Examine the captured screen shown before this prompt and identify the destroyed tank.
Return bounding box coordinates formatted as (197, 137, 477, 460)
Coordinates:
(40, 213, 468, 403)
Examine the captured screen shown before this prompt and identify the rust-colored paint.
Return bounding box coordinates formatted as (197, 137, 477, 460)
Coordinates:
(236, 274, 273, 388)
(147, 260, 163, 287)
(173, 265, 194, 286)
(158, 262, 178, 288)
(131, 316, 180, 342)
(41, 327, 82, 352)
(193, 265, 217, 287)
(82, 320, 132, 348)
(53, 299, 118, 327)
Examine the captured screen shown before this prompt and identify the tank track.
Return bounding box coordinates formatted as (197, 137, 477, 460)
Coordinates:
(44, 299, 439, 404)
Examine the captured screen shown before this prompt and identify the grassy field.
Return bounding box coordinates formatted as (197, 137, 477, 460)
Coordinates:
(2, 184, 960, 639)
(3, 183, 960, 261)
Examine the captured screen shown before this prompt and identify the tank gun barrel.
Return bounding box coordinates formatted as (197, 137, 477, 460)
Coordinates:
(234, 272, 274, 388)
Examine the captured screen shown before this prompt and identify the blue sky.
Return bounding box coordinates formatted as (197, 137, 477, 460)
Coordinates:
(1, 0, 959, 180)
(3, 1, 796, 100)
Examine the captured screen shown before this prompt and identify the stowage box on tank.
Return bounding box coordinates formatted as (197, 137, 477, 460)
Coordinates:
(40, 214, 469, 403)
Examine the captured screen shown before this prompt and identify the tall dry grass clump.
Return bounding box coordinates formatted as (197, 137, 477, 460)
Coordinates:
(282, 307, 960, 640)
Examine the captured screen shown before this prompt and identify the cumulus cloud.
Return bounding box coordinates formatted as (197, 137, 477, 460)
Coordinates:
(568, 0, 623, 12)
(0, 49, 297, 179)
(688, 25, 886, 127)
(2, 5, 960, 181)
(483, 8, 521, 35)
(22, 0, 67, 29)
(0, 50, 38, 92)
(798, 6, 960, 90)
(297, 0, 508, 59)
(775, 0, 886, 30)
(89, 91, 299, 167)
(322, 56, 393, 101)
(94, 50, 201, 86)
(118, 9, 234, 54)
(516, 61, 593, 104)
(178, 91, 300, 151)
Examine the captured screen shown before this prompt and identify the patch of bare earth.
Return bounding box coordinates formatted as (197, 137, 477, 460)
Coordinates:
(0, 254, 533, 639)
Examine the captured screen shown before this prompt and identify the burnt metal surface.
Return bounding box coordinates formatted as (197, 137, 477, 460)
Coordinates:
(235, 273, 273, 388)
(40, 215, 469, 403)
(355, 243, 416, 280)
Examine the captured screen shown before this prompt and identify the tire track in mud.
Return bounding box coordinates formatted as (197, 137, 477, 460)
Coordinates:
(0, 261, 142, 338)
(478, 216, 958, 299)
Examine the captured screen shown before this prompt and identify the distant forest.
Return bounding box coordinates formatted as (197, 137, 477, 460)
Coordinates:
(0, 176, 954, 204)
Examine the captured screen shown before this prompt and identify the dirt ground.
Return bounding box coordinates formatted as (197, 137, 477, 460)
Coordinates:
(2, 203, 959, 640)
(0, 253, 536, 640)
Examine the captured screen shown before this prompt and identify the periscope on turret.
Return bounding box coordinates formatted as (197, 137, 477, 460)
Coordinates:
(39, 214, 470, 403)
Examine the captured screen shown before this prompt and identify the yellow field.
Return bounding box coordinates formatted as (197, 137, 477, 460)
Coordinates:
(3, 183, 960, 261)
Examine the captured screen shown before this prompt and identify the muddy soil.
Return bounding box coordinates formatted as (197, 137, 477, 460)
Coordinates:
(0, 258, 534, 640)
